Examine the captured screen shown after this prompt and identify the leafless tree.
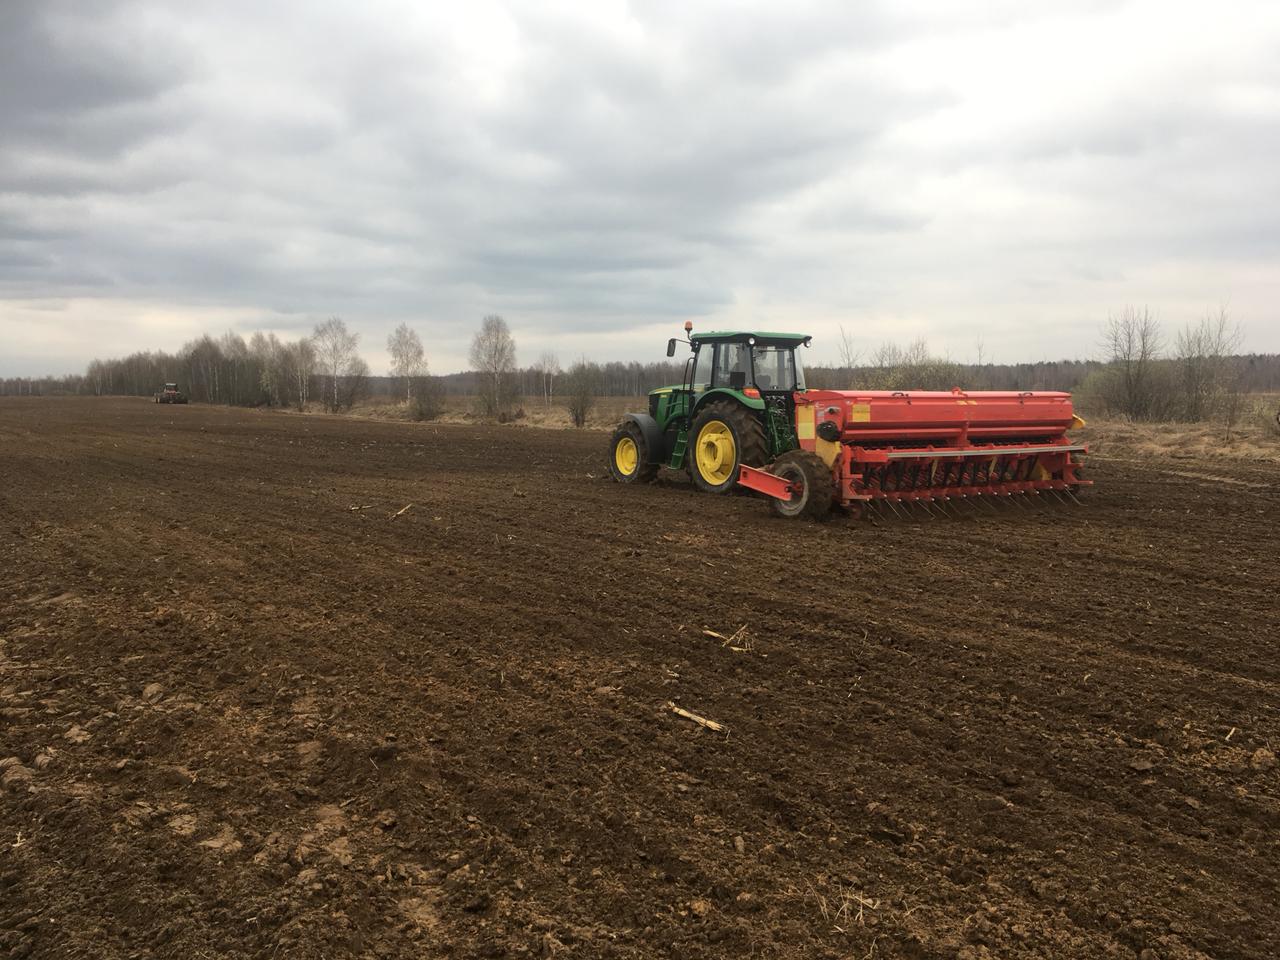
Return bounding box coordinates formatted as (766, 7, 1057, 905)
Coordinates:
(313, 316, 361, 413)
(1102, 306, 1164, 420)
(87, 359, 109, 396)
(185, 334, 223, 402)
(285, 338, 316, 411)
(563, 358, 601, 428)
(1174, 306, 1242, 422)
(337, 356, 370, 410)
(409, 374, 445, 421)
(836, 325, 860, 371)
(901, 336, 931, 369)
(534, 351, 560, 408)
(970, 336, 989, 389)
(387, 323, 426, 400)
(470, 315, 518, 418)
(249, 332, 286, 406)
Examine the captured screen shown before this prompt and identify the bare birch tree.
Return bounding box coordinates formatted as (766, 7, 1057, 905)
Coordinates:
(313, 317, 361, 413)
(387, 323, 426, 400)
(285, 338, 315, 411)
(534, 351, 560, 408)
(470, 315, 518, 418)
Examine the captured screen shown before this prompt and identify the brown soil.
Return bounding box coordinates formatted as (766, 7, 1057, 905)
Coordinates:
(1, 397, 1277, 960)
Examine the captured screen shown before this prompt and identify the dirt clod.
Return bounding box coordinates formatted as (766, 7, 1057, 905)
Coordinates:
(1, 763, 33, 791)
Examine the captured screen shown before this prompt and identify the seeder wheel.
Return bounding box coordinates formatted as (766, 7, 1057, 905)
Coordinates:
(766, 450, 834, 521)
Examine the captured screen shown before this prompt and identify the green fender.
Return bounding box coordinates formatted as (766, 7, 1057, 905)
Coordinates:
(690, 388, 765, 419)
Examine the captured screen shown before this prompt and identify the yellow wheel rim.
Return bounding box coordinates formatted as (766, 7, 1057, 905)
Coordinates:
(614, 435, 639, 475)
(695, 420, 737, 485)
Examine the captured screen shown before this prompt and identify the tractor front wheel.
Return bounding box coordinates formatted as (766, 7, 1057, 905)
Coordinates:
(608, 423, 658, 484)
(767, 450, 835, 520)
(690, 401, 768, 494)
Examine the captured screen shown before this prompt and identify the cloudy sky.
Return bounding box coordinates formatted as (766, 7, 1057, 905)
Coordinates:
(2, 0, 1278, 377)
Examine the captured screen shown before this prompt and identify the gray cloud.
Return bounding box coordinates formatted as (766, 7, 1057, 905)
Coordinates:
(1, 0, 1278, 376)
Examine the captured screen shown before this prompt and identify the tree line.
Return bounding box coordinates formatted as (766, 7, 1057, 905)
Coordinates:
(1081, 306, 1274, 427)
(2, 309, 1276, 429)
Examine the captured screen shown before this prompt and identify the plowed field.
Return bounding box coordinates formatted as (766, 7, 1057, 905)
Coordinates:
(2, 397, 1277, 959)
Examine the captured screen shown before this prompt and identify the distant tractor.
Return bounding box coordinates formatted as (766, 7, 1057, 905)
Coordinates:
(154, 382, 189, 405)
(608, 323, 1089, 519)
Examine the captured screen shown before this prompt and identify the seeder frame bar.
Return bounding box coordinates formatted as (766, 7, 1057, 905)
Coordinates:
(869, 443, 1087, 461)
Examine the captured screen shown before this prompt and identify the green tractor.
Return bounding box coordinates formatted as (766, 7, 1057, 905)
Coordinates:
(607, 323, 810, 494)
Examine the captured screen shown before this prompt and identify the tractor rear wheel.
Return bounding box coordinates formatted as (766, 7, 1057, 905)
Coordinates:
(689, 400, 768, 494)
(608, 422, 658, 484)
(767, 450, 835, 520)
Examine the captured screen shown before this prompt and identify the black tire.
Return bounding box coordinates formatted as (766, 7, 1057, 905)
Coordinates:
(608, 422, 658, 484)
(767, 450, 835, 520)
(689, 400, 768, 494)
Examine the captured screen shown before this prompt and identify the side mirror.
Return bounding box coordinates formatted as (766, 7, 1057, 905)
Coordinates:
(666, 338, 677, 357)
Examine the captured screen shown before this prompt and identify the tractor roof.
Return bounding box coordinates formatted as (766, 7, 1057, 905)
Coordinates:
(690, 331, 811, 346)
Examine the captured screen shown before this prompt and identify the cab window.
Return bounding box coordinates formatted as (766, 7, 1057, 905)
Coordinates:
(751, 346, 802, 391)
(713, 342, 752, 390)
(691, 344, 713, 391)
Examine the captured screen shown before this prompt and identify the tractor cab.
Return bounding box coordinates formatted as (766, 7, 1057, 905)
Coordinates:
(683, 332, 809, 398)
